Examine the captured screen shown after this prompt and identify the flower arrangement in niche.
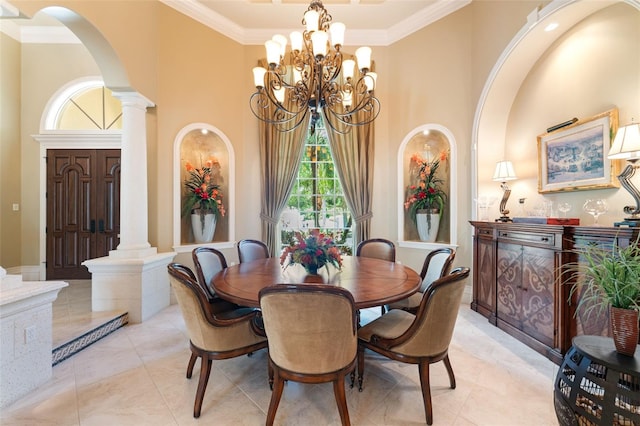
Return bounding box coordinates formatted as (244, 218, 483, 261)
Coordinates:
(404, 150, 448, 223)
(280, 229, 343, 275)
(182, 158, 226, 232)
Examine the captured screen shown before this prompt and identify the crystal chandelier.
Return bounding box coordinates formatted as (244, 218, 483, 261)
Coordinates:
(250, 0, 381, 134)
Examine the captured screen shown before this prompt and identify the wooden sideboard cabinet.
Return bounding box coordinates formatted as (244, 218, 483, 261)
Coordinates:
(470, 221, 638, 364)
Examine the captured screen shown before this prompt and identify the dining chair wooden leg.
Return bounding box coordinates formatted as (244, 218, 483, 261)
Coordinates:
(333, 378, 351, 426)
(357, 346, 365, 392)
(443, 354, 456, 389)
(266, 370, 285, 426)
(418, 360, 433, 425)
(267, 357, 274, 390)
(186, 351, 198, 379)
(194, 357, 212, 418)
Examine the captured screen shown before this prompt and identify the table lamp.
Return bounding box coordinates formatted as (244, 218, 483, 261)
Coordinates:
(607, 121, 640, 226)
(493, 160, 517, 222)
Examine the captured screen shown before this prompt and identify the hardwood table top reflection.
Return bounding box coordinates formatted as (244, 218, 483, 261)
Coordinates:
(212, 256, 421, 310)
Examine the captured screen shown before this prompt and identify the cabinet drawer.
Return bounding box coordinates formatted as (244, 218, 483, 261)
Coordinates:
(497, 230, 555, 246)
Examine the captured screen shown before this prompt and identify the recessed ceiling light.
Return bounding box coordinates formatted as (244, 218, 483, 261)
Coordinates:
(545, 23, 559, 32)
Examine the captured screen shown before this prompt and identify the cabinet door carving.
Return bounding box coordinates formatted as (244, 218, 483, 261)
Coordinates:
(497, 244, 555, 347)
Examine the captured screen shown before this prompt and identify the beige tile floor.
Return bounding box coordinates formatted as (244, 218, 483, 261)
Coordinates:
(2, 285, 560, 425)
(52, 280, 125, 348)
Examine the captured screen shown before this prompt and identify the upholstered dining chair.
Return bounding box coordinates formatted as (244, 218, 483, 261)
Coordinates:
(356, 238, 396, 315)
(192, 247, 232, 303)
(356, 238, 396, 262)
(259, 284, 358, 426)
(386, 248, 456, 314)
(237, 239, 270, 263)
(167, 263, 268, 418)
(357, 267, 470, 425)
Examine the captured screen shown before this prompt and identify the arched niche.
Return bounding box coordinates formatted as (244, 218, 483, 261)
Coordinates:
(173, 123, 235, 251)
(397, 124, 457, 249)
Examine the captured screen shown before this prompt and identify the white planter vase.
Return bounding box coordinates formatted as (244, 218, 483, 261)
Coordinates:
(416, 209, 440, 242)
(191, 211, 216, 243)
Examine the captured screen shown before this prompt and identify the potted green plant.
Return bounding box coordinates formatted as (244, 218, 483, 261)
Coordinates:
(403, 150, 448, 242)
(566, 240, 640, 356)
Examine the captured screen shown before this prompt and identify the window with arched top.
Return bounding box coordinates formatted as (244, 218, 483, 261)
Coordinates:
(173, 124, 235, 251)
(397, 124, 457, 249)
(42, 78, 122, 131)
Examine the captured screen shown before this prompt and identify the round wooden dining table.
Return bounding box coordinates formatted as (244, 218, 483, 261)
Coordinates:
(211, 256, 422, 310)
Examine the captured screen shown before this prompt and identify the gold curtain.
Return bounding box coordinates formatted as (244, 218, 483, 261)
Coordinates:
(323, 110, 375, 247)
(258, 117, 310, 257)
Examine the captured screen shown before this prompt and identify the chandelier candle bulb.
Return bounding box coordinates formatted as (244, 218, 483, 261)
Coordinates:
(265, 40, 281, 65)
(274, 87, 286, 104)
(290, 31, 303, 52)
(342, 91, 352, 108)
(329, 22, 345, 46)
(365, 72, 377, 91)
(304, 10, 319, 32)
(355, 46, 372, 71)
(311, 31, 328, 57)
(252, 67, 266, 88)
(272, 34, 288, 57)
(342, 59, 355, 80)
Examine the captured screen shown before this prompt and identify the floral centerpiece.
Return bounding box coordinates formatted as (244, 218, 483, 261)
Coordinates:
(404, 150, 448, 240)
(182, 158, 226, 233)
(280, 229, 343, 275)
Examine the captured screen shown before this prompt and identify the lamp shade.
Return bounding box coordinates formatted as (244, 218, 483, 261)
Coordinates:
(493, 161, 517, 182)
(608, 122, 640, 160)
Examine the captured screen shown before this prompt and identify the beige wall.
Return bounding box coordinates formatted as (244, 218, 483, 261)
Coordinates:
(479, 3, 640, 226)
(4, 0, 638, 275)
(0, 33, 22, 268)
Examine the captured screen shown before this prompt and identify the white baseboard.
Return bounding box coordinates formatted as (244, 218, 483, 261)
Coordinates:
(5, 265, 41, 281)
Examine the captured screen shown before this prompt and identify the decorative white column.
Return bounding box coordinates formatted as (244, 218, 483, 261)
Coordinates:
(109, 91, 156, 258)
(83, 91, 175, 323)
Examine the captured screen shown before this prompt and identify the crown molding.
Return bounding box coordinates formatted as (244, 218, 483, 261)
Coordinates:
(387, 0, 471, 44)
(161, 0, 471, 47)
(160, 0, 245, 44)
(2, 0, 470, 46)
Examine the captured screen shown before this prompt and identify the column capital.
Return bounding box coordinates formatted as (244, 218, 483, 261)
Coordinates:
(111, 91, 155, 109)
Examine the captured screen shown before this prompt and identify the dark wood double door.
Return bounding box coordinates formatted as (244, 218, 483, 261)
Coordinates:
(46, 149, 121, 279)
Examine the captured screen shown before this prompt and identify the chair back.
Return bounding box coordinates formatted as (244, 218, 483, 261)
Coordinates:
(192, 247, 228, 300)
(419, 248, 456, 293)
(356, 238, 396, 262)
(237, 239, 270, 263)
(168, 263, 265, 352)
(259, 284, 357, 374)
(393, 267, 470, 357)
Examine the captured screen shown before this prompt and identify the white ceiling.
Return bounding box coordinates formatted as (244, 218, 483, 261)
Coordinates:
(1, 0, 471, 46)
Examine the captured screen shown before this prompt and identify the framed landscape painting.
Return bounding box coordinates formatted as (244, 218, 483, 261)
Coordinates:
(537, 108, 619, 193)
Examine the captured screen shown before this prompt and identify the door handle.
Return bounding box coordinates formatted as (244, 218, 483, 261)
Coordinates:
(90, 220, 96, 234)
(98, 219, 105, 233)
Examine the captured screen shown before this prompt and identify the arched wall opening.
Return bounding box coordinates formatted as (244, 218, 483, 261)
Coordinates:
(473, 0, 640, 224)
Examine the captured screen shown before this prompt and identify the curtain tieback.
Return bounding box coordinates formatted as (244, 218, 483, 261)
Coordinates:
(354, 212, 373, 223)
(260, 213, 280, 225)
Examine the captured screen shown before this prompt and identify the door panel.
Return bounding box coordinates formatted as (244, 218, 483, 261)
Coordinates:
(46, 149, 120, 279)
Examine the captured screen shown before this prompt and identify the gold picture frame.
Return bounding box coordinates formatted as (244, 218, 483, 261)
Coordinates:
(537, 108, 619, 194)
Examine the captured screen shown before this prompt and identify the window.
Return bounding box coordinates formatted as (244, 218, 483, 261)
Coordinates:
(282, 117, 353, 254)
(56, 85, 122, 130)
